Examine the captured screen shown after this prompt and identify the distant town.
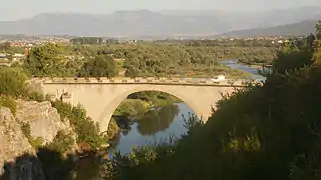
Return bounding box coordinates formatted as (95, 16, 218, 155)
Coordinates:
(0, 34, 299, 48)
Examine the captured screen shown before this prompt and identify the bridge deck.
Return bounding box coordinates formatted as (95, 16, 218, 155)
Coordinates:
(27, 77, 262, 87)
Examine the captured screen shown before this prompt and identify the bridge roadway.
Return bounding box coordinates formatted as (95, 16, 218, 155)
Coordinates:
(28, 77, 258, 132)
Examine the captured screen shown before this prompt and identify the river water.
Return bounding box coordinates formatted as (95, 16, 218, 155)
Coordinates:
(221, 59, 267, 82)
(109, 103, 192, 156)
(108, 59, 266, 156)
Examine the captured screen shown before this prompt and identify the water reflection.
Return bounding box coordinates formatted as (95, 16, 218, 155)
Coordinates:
(137, 105, 179, 136)
(110, 103, 194, 155)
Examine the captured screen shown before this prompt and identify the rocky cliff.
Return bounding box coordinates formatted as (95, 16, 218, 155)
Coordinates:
(15, 100, 76, 146)
(0, 107, 44, 179)
(0, 100, 78, 179)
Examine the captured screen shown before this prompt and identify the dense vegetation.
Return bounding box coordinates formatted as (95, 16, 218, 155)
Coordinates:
(100, 21, 321, 180)
(92, 43, 275, 77)
(70, 37, 120, 45)
(51, 101, 108, 150)
(12, 39, 279, 79)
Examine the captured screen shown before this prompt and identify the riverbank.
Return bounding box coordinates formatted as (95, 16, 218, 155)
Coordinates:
(113, 91, 182, 121)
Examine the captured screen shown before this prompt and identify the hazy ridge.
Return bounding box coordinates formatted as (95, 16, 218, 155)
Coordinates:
(0, 6, 320, 37)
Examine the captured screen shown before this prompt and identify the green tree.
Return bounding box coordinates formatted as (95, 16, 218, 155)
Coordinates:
(47, 130, 75, 153)
(272, 40, 314, 74)
(0, 66, 27, 97)
(25, 43, 65, 77)
(78, 55, 118, 77)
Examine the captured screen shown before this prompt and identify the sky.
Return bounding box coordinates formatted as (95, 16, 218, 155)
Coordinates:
(0, 0, 320, 21)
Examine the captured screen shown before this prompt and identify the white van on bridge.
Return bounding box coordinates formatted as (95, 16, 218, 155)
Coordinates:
(211, 74, 226, 82)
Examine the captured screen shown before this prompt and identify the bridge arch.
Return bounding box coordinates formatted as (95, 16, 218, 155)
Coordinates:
(38, 80, 241, 132)
(98, 86, 203, 133)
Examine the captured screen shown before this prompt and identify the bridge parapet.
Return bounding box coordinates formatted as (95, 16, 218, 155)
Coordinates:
(27, 77, 262, 87)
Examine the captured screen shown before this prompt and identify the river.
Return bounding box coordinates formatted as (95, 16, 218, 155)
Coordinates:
(107, 59, 266, 156)
(220, 59, 267, 82)
(108, 103, 193, 156)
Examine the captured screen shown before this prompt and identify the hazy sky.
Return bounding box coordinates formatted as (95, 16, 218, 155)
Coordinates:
(1, 0, 320, 21)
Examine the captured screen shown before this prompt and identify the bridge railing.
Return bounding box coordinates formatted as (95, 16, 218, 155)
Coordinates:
(27, 77, 262, 86)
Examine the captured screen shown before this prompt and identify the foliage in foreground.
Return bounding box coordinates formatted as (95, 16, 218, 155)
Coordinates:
(107, 26, 321, 180)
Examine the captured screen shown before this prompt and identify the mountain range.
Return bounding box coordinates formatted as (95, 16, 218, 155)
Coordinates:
(0, 6, 320, 38)
(219, 20, 318, 37)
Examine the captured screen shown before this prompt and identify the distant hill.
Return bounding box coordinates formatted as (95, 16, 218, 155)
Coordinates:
(218, 20, 318, 37)
(0, 10, 230, 37)
(0, 7, 320, 37)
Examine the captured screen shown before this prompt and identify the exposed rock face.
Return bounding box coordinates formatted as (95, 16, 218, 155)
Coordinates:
(15, 100, 75, 145)
(0, 107, 37, 177)
(0, 100, 79, 179)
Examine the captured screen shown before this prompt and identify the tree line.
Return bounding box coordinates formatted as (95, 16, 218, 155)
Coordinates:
(11, 37, 280, 79)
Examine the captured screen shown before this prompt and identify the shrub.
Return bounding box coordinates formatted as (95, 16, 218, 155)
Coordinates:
(51, 100, 73, 121)
(0, 66, 27, 97)
(20, 121, 32, 139)
(19, 121, 44, 148)
(107, 118, 120, 140)
(26, 91, 45, 102)
(75, 118, 104, 150)
(47, 130, 75, 153)
(31, 137, 44, 148)
(51, 100, 105, 150)
(0, 95, 17, 115)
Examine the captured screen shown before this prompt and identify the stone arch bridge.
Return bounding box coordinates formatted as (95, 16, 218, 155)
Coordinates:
(28, 77, 254, 132)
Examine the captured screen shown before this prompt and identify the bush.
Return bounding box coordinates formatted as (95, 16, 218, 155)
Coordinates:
(19, 121, 44, 148)
(51, 100, 73, 121)
(107, 118, 120, 140)
(0, 95, 17, 114)
(47, 130, 75, 153)
(31, 137, 44, 148)
(75, 118, 104, 150)
(20, 122, 32, 139)
(51, 100, 105, 150)
(26, 91, 45, 102)
(0, 66, 27, 97)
